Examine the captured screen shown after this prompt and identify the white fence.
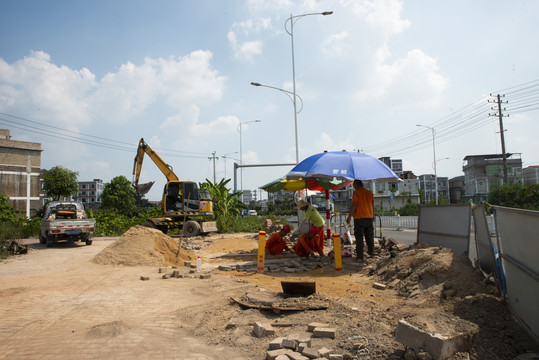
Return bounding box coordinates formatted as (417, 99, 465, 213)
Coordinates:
(376, 216, 418, 229)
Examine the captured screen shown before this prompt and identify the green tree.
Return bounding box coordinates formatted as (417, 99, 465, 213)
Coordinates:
(0, 193, 18, 222)
(42, 166, 79, 200)
(101, 176, 137, 216)
(200, 178, 245, 219)
(489, 183, 539, 210)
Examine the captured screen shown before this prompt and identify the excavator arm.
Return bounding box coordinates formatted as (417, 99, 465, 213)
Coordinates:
(132, 138, 180, 194)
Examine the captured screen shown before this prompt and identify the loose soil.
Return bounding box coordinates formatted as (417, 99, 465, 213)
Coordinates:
(1, 226, 538, 360)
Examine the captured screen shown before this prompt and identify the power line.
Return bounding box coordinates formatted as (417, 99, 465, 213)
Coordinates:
(0, 112, 211, 158)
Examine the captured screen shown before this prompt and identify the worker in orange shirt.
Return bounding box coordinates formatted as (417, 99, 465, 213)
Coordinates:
(265, 225, 292, 255)
(346, 180, 374, 262)
(292, 226, 324, 257)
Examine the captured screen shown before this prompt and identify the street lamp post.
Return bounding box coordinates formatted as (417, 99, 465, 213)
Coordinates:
(417, 124, 438, 204)
(222, 152, 238, 180)
(285, 11, 333, 163)
(251, 82, 304, 161)
(238, 120, 261, 202)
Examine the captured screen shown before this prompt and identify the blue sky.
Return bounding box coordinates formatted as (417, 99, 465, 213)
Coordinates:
(1, 0, 538, 201)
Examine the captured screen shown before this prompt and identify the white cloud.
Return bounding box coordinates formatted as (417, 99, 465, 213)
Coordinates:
(0, 51, 96, 126)
(227, 17, 271, 62)
(321, 31, 349, 57)
(0, 50, 226, 130)
(356, 48, 449, 109)
(346, 0, 410, 35)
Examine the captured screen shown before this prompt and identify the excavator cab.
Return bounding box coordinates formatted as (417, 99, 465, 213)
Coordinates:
(163, 181, 207, 213)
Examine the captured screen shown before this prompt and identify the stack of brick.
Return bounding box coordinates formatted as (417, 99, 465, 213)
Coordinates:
(260, 322, 342, 360)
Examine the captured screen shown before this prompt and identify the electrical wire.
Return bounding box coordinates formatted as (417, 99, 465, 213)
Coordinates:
(0, 112, 211, 158)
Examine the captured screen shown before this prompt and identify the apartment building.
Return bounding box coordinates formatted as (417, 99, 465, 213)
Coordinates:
(462, 153, 523, 202)
(523, 166, 539, 186)
(0, 129, 42, 217)
(73, 179, 104, 209)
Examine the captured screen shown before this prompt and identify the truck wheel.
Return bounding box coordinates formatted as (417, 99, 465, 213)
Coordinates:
(86, 239, 93, 246)
(182, 221, 201, 237)
(39, 234, 47, 244)
(46, 235, 54, 248)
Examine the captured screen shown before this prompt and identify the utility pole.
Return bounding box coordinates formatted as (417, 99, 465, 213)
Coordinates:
(208, 152, 219, 184)
(488, 94, 509, 185)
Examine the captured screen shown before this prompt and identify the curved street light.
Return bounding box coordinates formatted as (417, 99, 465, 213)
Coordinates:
(250, 82, 304, 113)
(237, 120, 262, 202)
(417, 124, 438, 204)
(284, 11, 333, 163)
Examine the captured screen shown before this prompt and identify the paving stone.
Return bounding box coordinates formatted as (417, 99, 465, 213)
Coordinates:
(308, 322, 329, 332)
(266, 348, 292, 360)
(269, 337, 285, 350)
(301, 347, 320, 359)
(318, 347, 332, 358)
(288, 352, 309, 360)
(373, 282, 387, 290)
(395, 313, 479, 360)
(282, 338, 297, 350)
(312, 328, 336, 339)
(275, 355, 290, 360)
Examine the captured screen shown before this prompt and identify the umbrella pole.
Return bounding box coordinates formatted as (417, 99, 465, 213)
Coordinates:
(325, 189, 331, 250)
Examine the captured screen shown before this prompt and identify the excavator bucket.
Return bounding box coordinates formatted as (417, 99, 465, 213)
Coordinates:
(135, 182, 155, 195)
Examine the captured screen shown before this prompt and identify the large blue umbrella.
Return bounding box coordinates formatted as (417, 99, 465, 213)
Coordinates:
(286, 151, 400, 182)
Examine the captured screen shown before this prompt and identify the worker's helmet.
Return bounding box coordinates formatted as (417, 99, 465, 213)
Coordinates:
(309, 226, 319, 236)
(282, 225, 291, 234)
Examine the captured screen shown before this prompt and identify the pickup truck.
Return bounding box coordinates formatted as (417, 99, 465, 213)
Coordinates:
(39, 201, 96, 247)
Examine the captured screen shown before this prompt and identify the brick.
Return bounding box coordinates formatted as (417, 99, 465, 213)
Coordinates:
(140, 276, 149, 281)
(373, 282, 387, 290)
(269, 337, 285, 350)
(318, 348, 332, 358)
(301, 347, 320, 359)
(158, 267, 168, 273)
(171, 270, 180, 277)
(184, 261, 191, 267)
(199, 274, 211, 279)
(388, 279, 401, 288)
(252, 322, 265, 338)
(288, 352, 309, 360)
(298, 338, 312, 347)
(328, 355, 343, 360)
(282, 338, 297, 350)
(307, 322, 329, 332)
(161, 274, 170, 279)
(312, 327, 336, 339)
(266, 348, 292, 360)
(275, 356, 290, 360)
(395, 313, 479, 360)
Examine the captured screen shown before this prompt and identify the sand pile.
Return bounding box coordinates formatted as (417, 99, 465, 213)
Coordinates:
(92, 225, 195, 267)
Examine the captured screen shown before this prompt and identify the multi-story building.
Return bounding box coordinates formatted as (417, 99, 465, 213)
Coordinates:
(418, 174, 449, 203)
(462, 153, 523, 202)
(0, 129, 42, 217)
(73, 179, 104, 209)
(449, 176, 465, 204)
(523, 166, 539, 186)
(378, 157, 403, 177)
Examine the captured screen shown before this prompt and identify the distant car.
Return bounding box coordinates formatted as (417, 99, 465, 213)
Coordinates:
(248, 210, 257, 216)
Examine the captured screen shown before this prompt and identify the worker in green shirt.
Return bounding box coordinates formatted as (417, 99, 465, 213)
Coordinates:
(295, 199, 325, 254)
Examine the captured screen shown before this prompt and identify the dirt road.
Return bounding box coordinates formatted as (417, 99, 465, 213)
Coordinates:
(1, 230, 538, 360)
(0, 237, 253, 360)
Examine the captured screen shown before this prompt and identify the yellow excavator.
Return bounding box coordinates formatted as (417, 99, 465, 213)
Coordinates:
(132, 138, 217, 236)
